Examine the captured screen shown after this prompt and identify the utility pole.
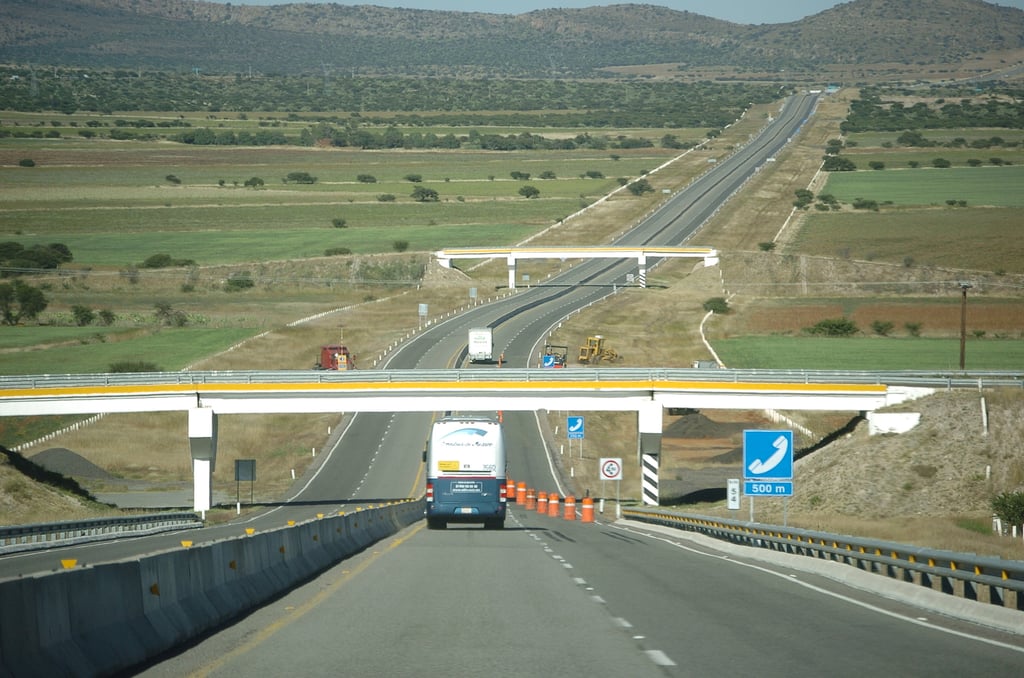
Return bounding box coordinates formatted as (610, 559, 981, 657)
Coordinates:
(958, 281, 972, 370)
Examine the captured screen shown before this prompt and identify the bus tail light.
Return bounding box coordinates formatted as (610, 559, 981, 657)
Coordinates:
(499, 482, 507, 503)
(426, 482, 434, 502)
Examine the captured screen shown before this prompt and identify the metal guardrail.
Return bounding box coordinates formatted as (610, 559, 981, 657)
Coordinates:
(0, 512, 203, 555)
(624, 507, 1024, 612)
(1, 368, 1022, 390)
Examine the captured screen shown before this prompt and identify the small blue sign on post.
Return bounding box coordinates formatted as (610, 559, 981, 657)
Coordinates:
(567, 416, 585, 440)
(743, 430, 794, 498)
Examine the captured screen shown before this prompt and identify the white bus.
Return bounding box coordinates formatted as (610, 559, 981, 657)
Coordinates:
(423, 415, 506, 530)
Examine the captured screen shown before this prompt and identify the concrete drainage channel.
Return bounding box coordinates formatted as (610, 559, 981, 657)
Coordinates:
(0, 500, 424, 677)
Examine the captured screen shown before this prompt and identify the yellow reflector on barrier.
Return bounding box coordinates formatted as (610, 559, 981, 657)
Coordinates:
(60, 559, 77, 569)
(180, 540, 193, 548)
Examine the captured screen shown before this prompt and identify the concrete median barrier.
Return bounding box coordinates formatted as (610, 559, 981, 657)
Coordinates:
(0, 499, 424, 677)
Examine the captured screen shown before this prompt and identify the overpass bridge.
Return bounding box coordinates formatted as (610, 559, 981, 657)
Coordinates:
(433, 246, 719, 289)
(1, 368, 928, 513)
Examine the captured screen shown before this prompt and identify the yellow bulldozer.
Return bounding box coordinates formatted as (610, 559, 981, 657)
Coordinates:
(577, 335, 621, 364)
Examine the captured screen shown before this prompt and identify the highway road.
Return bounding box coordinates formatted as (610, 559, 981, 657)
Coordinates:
(136, 512, 1024, 677)
(9, 92, 1022, 672)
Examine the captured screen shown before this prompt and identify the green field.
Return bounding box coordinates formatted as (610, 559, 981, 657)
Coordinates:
(822, 165, 1024, 207)
(712, 336, 1023, 371)
(0, 328, 256, 375)
(1, 142, 674, 266)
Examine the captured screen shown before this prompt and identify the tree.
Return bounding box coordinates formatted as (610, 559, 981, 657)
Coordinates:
(357, 174, 377, 183)
(518, 185, 540, 199)
(0, 280, 49, 325)
(868, 161, 885, 170)
(392, 240, 409, 252)
(822, 156, 856, 171)
(244, 176, 264, 188)
(332, 218, 347, 228)
(932, 158, 952, 168)
(404, 174, 423, 183)
(411, 186, 439, 202)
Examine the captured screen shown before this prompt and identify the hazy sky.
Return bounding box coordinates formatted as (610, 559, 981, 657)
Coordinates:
(207, 1, 1024, 25)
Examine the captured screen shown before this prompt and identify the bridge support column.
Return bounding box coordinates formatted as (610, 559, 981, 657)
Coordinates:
(637, 401, 662, 505)
(637, 255, 647, 288)
(507, 255, 517, 290)
(188, 407, 218, 513)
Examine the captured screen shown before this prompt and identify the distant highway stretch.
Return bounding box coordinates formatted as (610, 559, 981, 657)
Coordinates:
(10, 93, 1021, 674)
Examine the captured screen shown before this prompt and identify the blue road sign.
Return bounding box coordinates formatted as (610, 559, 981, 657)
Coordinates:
(743, 430, 794, 480)
(567, 416, 585, 439)
(542, 354, 556, 368)
(744, 481, 794, 497)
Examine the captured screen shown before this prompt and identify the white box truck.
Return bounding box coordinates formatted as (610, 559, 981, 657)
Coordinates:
(468, 327, 493, 362)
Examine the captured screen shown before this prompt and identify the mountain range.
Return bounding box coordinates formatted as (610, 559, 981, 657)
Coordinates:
(1, 0, 1023, 76)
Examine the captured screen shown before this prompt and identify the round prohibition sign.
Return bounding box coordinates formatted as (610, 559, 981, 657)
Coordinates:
(600, 458, 622, 480)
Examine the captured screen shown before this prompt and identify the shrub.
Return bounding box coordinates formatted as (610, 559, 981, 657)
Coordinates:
(165, 174, 181, 184)
(758, 242, 776, 252)
(71, 305, 96, 327)
(868, 161, 885, 170)
(377, 194, 396, 202)
(904, 322, 922, 337)
(626, 179, 653, 196)
(518, 185, 540, 199)
(932, 158, 952, 168)
(284, 171, 317, 184)
(18, 158, 36, 167)
(804, 317, 858, 337)
(324, 247, 352, 256)
(404, 173, 423, 183)
(244, 176, 264, 188)
(992, 491, 1024, 528)
(108, 360, 161, 373)
(356, 174, 377, 183)
(702, 297, 729, 314)
(224, 271, 255, 292)
(871, 320, 894, 336)
(332, 218, 347, 228)
(392, 240, 409, 252)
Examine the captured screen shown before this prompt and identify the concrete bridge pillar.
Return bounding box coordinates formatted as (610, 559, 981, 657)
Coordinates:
(637, 401, 662, 505)
(188, 407, 218, 513)
(637, 254, 647, 288)
(507, 254, 517, 290)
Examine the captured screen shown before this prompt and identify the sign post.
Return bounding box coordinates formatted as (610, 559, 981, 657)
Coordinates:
(599, 457, 623, 516)
(742, 430, 793, 523)
(235, 459, 256, 513)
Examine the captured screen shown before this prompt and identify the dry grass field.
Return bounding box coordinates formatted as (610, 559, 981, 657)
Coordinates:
(3, 92, 1024, 560)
